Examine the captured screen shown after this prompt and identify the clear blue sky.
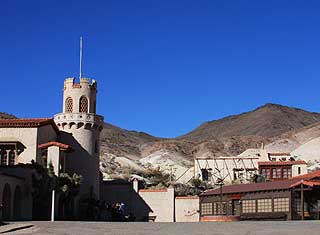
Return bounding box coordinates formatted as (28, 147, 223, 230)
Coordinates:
(1, 0, 320, 138)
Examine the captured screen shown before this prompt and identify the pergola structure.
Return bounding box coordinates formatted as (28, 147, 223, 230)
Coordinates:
(195, 157, 259, 185)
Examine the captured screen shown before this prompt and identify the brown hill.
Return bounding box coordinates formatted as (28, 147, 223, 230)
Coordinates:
(100, 123, 161, 160)
(180, 103, 320, 142)
(0, 112, 16, 119)
(100, 103, 320, 160)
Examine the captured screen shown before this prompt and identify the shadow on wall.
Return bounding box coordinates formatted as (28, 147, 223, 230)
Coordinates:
(57, 131, 99, 220)
(100, 180, 153, 221)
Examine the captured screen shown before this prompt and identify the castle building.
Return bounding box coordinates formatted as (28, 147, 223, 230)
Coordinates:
(54, 77, 104, 199)
(0, 77, 104, 221)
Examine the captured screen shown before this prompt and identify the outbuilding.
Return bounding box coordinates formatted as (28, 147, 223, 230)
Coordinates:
(199, 171, 320, 221)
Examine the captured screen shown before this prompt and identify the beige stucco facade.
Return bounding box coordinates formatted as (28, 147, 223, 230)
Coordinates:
(175, 196, 199, 222)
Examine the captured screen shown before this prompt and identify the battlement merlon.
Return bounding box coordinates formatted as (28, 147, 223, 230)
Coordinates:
(64, 77, 97, 90)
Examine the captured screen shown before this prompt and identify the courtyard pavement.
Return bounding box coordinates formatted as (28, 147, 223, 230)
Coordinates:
(2, 221, 320, 235)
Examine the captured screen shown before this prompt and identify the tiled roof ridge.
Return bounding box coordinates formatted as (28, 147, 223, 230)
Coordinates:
(268, 152, 291, 156)
(258, 160, 307, 165)
(38, 141, 70, 150)
(292, 170, 320, 180)
(201, 171, 320, 196)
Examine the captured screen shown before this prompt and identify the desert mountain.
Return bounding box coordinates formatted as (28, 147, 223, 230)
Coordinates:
(100, 103, 320, 161)
(181, 103, 320, 141)
(0, 112, 16, 119)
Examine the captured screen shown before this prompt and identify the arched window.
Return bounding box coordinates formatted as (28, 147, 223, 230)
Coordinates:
(79, 96, 88, 113)
(65, 97, 73, 113)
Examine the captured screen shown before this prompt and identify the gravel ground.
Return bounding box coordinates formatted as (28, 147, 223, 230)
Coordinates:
(5, 221, 320, 235)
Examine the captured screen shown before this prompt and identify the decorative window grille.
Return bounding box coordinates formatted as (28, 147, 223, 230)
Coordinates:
(242, 200, 256, 213)
(79, 96, 88, 113)
(257, 199, 272, 213)
(65, 97, 73, 113)
(274, 198, 290, 212)
(201, 203, 213, 215)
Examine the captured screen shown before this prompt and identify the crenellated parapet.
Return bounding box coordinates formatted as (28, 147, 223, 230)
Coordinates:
(64, 77, 97, 91)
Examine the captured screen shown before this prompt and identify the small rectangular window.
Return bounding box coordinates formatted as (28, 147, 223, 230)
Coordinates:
(274, 198, 290, 212)
(242, 200, 256, 213)
(257, 199, 272, 213)
(213, 202, 226, 215)
(272, 168, 281, 179)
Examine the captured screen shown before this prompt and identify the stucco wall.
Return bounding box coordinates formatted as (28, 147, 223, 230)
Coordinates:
(292, 164, 308, 177)
(137, 187, 175, 222)
(175, 196, 199, 222)
(0, 128, 38, 164)
(47, 146, 61, 175)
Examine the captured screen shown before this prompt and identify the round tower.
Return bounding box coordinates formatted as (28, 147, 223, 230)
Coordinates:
(54, 77, 104, 199)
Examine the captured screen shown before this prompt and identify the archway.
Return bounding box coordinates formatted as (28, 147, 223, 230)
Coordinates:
(2, 183, 12, 220)
(13, 186, 22, 220)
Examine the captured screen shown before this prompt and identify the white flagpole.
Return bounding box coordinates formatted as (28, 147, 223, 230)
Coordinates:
(51, 189, 55, 222)
(79, 36, 83, 79)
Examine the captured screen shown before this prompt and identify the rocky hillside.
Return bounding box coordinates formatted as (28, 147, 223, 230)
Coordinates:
(100, 103, 320, 161)
(181, 103, 320, 141)
(100, 123, 161, 160)
(0, 112, 16, 119)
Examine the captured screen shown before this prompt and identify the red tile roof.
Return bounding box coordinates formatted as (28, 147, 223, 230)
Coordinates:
(38, 141, 70, 150)
(201, 179, 302, 196)
(258, 160, 307, 166)
(0, 118, 59, 132)
(290, 180, 320, 188)
(292, 170, 320, 180)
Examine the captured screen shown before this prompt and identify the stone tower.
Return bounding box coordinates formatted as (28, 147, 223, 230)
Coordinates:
(54, 77, 104, 199)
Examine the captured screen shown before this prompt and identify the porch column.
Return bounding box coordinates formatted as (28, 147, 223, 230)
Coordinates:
(300, 183, 304, 221)
(14, 149, 18, 165)
(5, 150, 10, 165)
